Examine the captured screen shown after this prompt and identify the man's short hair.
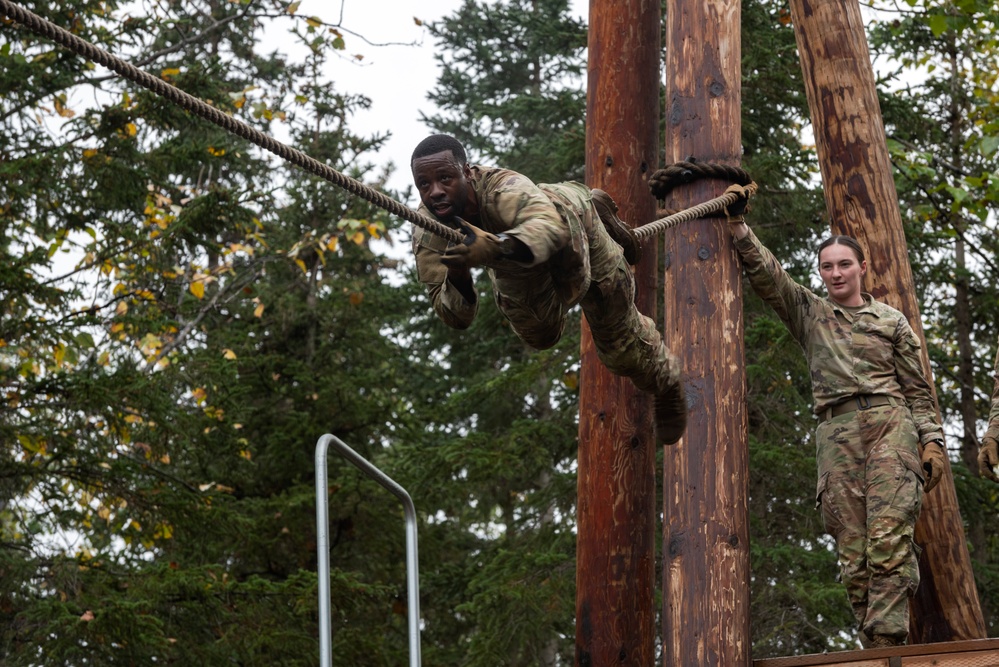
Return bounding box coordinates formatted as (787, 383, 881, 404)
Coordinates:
(411, 134, 467, 166)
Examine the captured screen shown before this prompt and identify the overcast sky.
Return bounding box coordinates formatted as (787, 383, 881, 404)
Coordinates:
(299, 0, 588, 200)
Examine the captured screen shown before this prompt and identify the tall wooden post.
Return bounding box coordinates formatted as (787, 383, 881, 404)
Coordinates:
(576, 0, 661, 664)
(661, 0, 751, 665)
(786, 0, 986, 643)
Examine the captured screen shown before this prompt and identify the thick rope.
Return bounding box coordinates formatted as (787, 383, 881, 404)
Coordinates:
(0, 0, 464, 244)
(648, 161, 754, 200)
(1, 0, 757, 247)
(633, 182, 757, 240)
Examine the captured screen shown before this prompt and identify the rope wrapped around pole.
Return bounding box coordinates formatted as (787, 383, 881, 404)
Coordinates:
(635, 160, 757, 239)
(0, 0, 464, 244)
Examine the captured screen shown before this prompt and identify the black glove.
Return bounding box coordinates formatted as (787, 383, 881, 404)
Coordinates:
(723, 183, 751, 217)
(440, 220, 503, 270)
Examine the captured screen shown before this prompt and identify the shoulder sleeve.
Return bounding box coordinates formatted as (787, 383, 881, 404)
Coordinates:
(733, 226, 818, 343)
(891, 313, 943, 444)
(479, 169, 569, 266)
(411, 209, 477, 330)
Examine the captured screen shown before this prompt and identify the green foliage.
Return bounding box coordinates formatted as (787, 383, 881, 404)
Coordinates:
(423, 0, 588, 183)
(870, 0, 999, 631)
(4, 0, 999, 663)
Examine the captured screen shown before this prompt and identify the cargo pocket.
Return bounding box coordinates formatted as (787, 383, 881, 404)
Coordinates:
(815, 470, 830, 510)
(815, 470, 844, 536)
(888, 449, 924, 521)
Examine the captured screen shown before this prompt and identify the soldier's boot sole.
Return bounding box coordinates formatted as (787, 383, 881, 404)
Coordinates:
(591, 189, 642, 266)
(654, 380, 687, 446)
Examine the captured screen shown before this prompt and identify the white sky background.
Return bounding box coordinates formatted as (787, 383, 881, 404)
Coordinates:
(292, 0, 588, 200)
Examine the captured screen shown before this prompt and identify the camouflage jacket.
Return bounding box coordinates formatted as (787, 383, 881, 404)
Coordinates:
(986, 337, 999, 442)
(735, 227, 944, 445)
(411, 166, 590, 330)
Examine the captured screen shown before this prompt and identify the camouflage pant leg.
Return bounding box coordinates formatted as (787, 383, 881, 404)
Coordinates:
(578, 199, 679, 395)
(490, 267, 567, 350)
(815, 404, 923, 642)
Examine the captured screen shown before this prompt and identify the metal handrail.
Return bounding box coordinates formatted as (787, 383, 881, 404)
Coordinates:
(315, 434, 422, 667)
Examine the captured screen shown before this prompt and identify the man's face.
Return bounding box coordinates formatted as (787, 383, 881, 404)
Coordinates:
(412, 150, 472, 223)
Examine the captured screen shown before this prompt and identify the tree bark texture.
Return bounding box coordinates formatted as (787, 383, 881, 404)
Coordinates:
(786, 0, 985, 643)
(661, 0, 751, 665)
(576, 1, 661, 665)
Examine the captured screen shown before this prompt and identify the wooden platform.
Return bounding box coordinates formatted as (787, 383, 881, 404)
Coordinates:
(753, 638, 999, 667)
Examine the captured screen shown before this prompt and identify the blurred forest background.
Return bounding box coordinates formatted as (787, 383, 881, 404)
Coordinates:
(1, 0, 998, 664)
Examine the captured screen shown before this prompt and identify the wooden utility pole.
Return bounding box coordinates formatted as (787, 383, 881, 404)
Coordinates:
(576, 0, 661, 664)
(786, 0, 986, 643)
(661, 0, 750, 665)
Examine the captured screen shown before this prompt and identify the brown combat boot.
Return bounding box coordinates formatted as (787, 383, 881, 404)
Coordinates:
(654, 380, 687, 446)
(591, 189, 642, 266)
(868, 635, 903, 648)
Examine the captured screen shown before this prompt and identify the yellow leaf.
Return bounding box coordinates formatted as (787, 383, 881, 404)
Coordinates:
(161, 67, 181, 79)
(563, 370, 579, 391)
(207, 146, 225, 156)
(287, 1, 301, 13)
(350, 231, 365, 245)
(306, 16, 322, 27)
(294, 258, 308, 274)
(125, 122, 137, 137)
(190, 281, 205, 299)
(239, 449, 252, 460)
(366, 223, 382, 239)
(97, 506, 110, 520)
(233, 97, 246, 109)
(326, 237, 338, 252)
(192, 387, 207, 404)
(110, 323, 124, 334)
(116, 300, 128, 315)
(54, 98, 75, 118)
(130, 520, 141, 531)
(82, 148, 98, 159)
(222, 349, 237, 360)
(253, 302, 265, 318)
(53, 344, 66, 367)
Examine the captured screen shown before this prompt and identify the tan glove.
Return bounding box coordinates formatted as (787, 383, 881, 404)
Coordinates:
(921, 440, 948, 493)
(440, 220, 503, 270)
(978, 436, 999, 483)
(723, 183, 751, 217)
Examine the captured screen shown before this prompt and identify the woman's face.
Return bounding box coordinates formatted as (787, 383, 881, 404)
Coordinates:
(819, 243, 867, 307)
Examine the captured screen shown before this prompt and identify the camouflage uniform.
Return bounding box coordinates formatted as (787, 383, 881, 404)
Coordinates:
(734, 227, 943, 643)
(412, 165, 678, 397)
(985, 337, 999, 443)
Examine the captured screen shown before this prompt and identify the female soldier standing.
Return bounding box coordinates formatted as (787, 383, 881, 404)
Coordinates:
(728, 215, 948, 648)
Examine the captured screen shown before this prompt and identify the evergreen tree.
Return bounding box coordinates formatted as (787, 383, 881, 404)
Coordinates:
(0, 2, 430, 663)
(423, 0, 588, 183)
(869, 0, 999, 632)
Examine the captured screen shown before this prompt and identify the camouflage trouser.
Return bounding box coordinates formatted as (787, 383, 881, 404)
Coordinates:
(815, 402, 924, 642)
(489, 185, 679, 395)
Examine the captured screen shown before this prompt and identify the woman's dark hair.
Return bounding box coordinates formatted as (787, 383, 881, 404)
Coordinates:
(817, 235, 865, 263)
(411, 134, 467, 166)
